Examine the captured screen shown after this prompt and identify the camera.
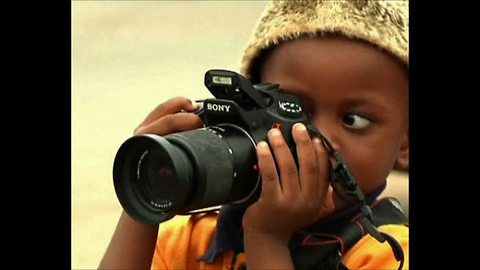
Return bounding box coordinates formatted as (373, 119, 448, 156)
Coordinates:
(113, 69, 321, 224)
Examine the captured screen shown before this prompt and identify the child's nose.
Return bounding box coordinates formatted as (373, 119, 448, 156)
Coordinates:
(321, 132, 341, 153)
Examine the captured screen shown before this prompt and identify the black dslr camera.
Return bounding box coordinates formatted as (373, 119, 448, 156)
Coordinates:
(113, 69, 323, 224)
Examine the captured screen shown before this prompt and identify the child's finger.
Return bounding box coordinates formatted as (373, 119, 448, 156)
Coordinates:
(268, 128, 301, 197)
(256, 141, 282, 201)
(313, 137, 330, 196)
(134, 113, 203, 136)
(292, 123, 320, 198)
(139, 97, 199, 127)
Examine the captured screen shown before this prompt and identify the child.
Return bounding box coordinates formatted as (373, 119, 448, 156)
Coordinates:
(99, 0, 409, 269)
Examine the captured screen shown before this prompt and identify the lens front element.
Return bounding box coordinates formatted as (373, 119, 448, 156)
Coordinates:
(113, 134, 192, 224)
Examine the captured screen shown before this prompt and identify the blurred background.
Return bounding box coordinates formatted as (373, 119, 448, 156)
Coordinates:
(71, 1, 408, 269)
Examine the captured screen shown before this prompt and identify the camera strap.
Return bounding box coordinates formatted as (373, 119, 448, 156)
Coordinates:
(305, 124, 406, 269)
(288, 197, 408, 270)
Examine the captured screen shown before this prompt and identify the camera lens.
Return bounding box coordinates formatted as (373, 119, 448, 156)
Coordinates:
(113, 134, 193, 224)
(113, 124, 260, 224)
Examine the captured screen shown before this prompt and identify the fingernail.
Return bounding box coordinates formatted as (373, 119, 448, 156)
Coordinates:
(294, 123, 306, 131)
(294, 123, 309, 140)
(258, 141, 269, 148)
(257, 141, 270, 156)
(269, 128, 282, 137)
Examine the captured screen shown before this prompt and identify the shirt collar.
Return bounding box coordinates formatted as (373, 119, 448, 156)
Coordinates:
(197, 204, 246, 263)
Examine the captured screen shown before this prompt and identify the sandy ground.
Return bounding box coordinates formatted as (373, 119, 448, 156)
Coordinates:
(71, 2, 408, 269)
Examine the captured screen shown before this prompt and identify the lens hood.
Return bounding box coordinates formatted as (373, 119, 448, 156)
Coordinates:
(112, 134, 193, 224)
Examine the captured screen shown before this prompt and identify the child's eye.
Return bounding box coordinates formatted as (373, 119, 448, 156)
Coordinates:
(342, 114, 371, 130)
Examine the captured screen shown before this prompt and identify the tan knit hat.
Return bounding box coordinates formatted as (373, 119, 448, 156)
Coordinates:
(240, 0, 409, 82)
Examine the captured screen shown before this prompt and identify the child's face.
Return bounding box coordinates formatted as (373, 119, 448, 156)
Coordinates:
(260, 35, 409, 202)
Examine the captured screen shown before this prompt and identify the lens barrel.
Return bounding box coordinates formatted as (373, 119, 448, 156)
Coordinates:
(113, 124, 259, 224)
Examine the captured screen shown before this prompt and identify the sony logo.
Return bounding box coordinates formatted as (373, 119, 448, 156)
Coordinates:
(206, 103, 231, 112)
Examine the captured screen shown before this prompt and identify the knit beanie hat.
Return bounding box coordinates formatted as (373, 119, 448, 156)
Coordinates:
(240, 0, 409, 83)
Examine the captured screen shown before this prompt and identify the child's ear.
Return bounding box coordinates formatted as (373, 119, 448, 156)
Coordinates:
(394, 127, 409, 169)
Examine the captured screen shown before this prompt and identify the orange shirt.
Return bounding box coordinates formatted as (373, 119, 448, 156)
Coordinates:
(151, 211, 408, 269)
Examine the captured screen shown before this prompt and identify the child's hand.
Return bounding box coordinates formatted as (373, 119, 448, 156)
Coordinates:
(243, 123, 331, 244)
(100, 97, 203, 269)
(134, 96, 203, 136)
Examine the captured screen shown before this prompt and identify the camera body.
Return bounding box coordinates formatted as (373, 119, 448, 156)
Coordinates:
(200, 69, 317, 152)
(113, 69, 320, 224)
